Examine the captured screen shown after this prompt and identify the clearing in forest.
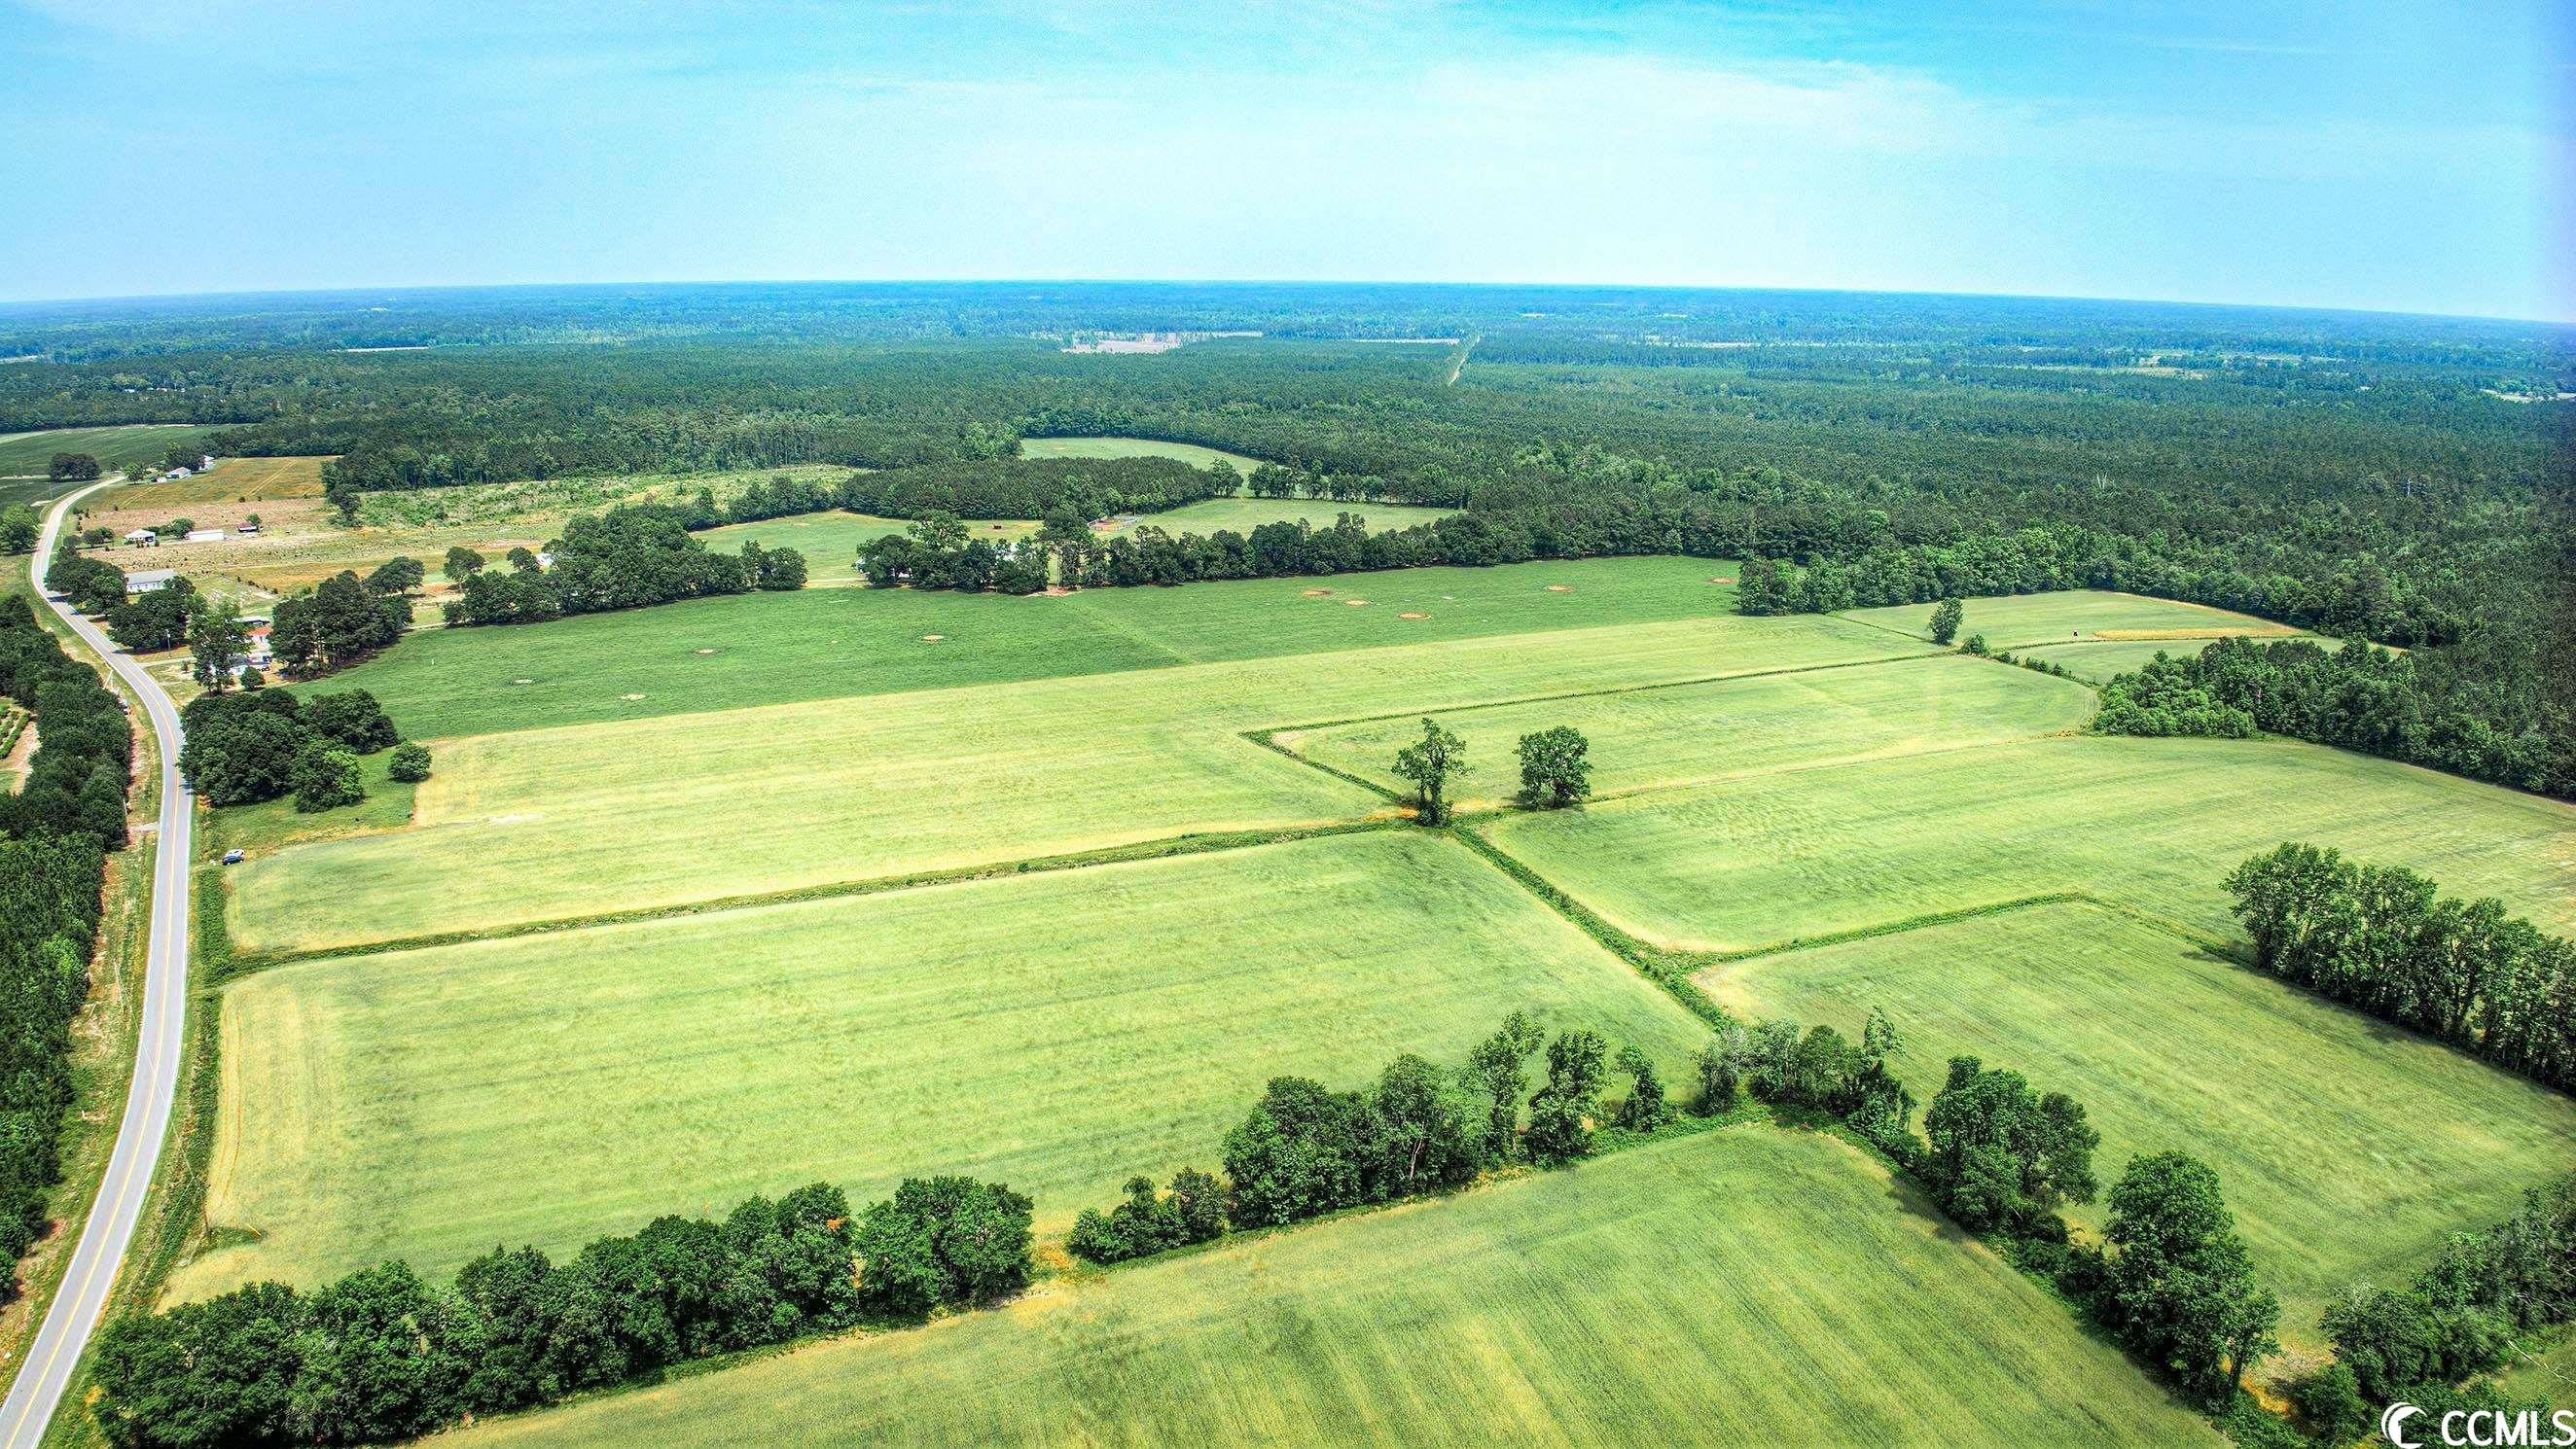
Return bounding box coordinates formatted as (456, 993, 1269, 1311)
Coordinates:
(1015, 436, 1271, 472)
(180, 831, 1706, 1295)
(1695, 902, 2576, 1339)
(1838, 590, 2304, 649)
(439, 1128, 2220, 1449)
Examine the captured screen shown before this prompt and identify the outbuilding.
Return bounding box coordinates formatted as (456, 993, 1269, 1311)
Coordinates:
(185, 528, 226, 545)
(122, 528, 158, 547)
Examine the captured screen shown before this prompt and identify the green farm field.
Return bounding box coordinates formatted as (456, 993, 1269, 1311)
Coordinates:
(2016, 635, 2339, 685)
(1291, 654, 2092, 807)
(445, 1128, 2219, 1449)
(228, 609, 1915, 952)
(108, 454, 331, 509)
(181, 831, 1707, 1295)
(1839, 590, 2305, 649)
(698, 511, 1036, 583)
(1115, 495, 1455, 537)
(325, 555, 1750, 740)
(1695, 902, 2576, 1339)
(1017, 435, 1271, 472)
(0, 422, 211, 480)
(1485, 734, 2576, 953)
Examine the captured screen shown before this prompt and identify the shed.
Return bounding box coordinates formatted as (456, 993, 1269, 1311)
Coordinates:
(123, 528, 158, 546)
(125, 569, 179, 593)
(185, 529, 226, 545)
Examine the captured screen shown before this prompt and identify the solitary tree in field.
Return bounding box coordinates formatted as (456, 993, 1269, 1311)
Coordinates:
(444, 545, 485, 583)
(1515, 725, 1592, 808)
(1392, 717, 1465, 824)
(1929, 597, 1964, 645)
(48, 452, 101, 483)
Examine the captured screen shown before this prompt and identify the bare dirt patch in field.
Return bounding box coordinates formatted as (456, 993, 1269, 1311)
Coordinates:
(1545, 585, 1574, 593)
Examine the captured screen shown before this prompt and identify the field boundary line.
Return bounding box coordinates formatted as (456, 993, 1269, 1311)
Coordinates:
(1244, 648, 1946, 741)
(236, 819, 1406, 972)
(1444, 827, 1730, 1026)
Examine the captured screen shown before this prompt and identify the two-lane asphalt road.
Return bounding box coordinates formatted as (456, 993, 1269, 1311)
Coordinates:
(0, 481, 194, 1447)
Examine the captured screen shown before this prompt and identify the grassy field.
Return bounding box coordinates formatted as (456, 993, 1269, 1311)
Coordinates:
(2017, 635, 2336, 685)
(1115, 496, 1456, 537)
(698, 512, 1037, 583)
(181, 831, 1708, 1294)
(1291, 654, 2090, 807)
(1017, 436, 1271, 472)
(0, 423, 211, 480)
(108, 455, 330, 509)
(445, 1128, 2219, 1449)
(1696, 902, 2576, 1340)
(323, 555, 1753, 740)
(1485, 734, 2576, 952)
(1839, 590, 2304, 649)
(228, 610, 1910, 952)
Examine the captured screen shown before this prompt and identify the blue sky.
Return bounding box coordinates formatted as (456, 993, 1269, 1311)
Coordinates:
(1, 1, 2567, 319)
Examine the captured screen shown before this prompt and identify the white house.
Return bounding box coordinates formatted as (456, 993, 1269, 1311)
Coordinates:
(125, 569, 178, 593)
(122, 528, 158, 547)
(185, 528, 226, 545)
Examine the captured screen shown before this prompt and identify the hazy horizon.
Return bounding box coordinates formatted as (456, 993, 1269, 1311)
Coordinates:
(2, 275, 2568, 331)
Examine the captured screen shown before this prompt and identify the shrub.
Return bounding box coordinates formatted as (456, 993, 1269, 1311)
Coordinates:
(290, 742, 366, 812)
(387, 742, 432, 782)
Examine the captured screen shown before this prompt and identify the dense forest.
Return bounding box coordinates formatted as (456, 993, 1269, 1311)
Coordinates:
(0, 282, 2565, 795)
(0, 597, 130, 1297)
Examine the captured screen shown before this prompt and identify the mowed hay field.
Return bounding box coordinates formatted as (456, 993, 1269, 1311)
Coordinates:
(181, 831, 1708, 1295)
(1291, 654, 2091, 807)
(326, 555, 1750, 740)
(109, 454, 330, 509)
(231, 610, 1914, 953)
(1485, 734, 2576, 952)
(446, 1129, 2218, 1449)
(698, 512, 1037, 583)
(1112, 495, 1455, 537)
(0, 422, 211, 479)
(1839, 589, 2305, 649)
(1695, 903, 2576, 1339)
(1016, 435, 1271, 472)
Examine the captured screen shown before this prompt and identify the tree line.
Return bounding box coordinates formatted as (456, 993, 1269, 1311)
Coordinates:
(2225, 843, 2573, 1091)
(0, 597, 129, 1298)
(442, 504, 804, 629)
(89, 1175, 1032, 1449)
(2094, 636, 2569, 800)
(2289, 1176, 2576, 1441)
(1066, 1012, 1672, 1265)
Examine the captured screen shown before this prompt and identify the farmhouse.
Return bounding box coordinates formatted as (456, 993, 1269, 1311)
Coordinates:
(124, 568, 178, 593)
